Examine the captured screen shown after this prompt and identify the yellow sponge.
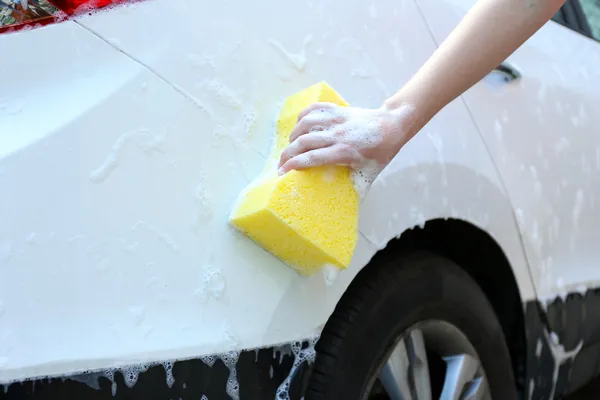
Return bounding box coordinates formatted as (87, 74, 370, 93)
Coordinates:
(229, 82, 359, 276)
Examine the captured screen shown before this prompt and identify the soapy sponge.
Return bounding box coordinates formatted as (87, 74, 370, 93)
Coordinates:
(229, 82, 359, 276)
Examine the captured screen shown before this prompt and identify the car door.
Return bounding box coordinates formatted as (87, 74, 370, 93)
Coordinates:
(416, 0, 600, 396)
(467, 3, 600, 305)
(2, 0, 521, 391)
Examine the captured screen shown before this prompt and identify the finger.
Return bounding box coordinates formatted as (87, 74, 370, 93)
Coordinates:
(289, 109, 343, 144)
(297, 102, 336, 122)
(288, 115, 325, 144)
(279, 144, 361, 174)
(279, 132, 336, 167)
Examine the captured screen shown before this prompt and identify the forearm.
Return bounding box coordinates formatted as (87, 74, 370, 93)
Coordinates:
(278, 0, 567, 175)
(384, 0, 565, 142)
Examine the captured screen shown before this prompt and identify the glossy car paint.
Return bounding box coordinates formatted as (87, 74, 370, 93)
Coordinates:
(417, 0, 600, 396)
(417, 0, 600, 308)
(0, 0, 536, 385)
(0, 0, 597, 398)
(77, 0, 536, 291)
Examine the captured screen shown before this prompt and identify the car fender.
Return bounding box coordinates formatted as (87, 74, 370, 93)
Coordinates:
(358, 102, 536, 306)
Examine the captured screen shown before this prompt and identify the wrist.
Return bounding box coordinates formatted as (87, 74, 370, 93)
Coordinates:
(378, 100, 418, 153)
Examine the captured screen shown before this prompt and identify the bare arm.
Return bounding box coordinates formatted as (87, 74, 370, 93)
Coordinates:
(384, 0, 566, 143)
(278, 0, 566, 176)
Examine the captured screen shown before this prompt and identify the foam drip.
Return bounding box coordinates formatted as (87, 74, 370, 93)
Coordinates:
(103, 369, 117, 396)
(200, 355, 217, 367)
(275, 333, 320, 400)
(545, 330, 583, 399)
(221, 351, 240, 400)
(163, 361, 175, 388)
(0, 342, 332, 398)
(273, 344, 293, 365)
(121, 363, 150, 388)
(254, 349, 260, 363)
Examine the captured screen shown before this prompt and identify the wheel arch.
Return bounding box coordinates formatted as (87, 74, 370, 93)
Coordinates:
(353, 218, 528, 393)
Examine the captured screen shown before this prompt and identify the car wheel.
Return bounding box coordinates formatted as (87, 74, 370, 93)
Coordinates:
(305, 251, 517, 399)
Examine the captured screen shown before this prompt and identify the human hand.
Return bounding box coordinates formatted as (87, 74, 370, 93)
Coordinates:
(277, 102, 414, 181)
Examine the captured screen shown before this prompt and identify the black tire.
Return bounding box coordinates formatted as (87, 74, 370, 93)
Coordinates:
(305, 251, 517, 400)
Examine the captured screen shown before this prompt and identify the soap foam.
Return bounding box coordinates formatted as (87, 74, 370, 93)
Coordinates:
(273, 344, 292, 365)
(194, 176, 214, 227)
(194, 264, 226, 304)
(200, 355, 216, 367)
(121, 363, 150, 388)
(544, 329, 583, 399)
(89, 129, 167, 183)
(268, 35, 313, 72)
(322, 263, 341, 286)
(409, 205, 426, 229)
(163, 361, 175, 388)
(196, 80, 244, 110)
(72, 0, 136, 19)
(222, 351, 240, 400)
(276, 333, 320, 400)
(103, 369, 117, 396)
(243, 109, 257, 137)
(286, 104, 418, 199)
(351, 160, 381, 200)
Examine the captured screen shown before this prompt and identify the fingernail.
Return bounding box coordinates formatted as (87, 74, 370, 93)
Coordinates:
(278, 167, 285, 176)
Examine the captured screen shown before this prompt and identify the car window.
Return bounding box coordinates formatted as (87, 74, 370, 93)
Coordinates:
(580, 0, 600, 39)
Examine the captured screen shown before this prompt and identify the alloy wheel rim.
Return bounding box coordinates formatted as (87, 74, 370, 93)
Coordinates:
(367, 320, 491, 400)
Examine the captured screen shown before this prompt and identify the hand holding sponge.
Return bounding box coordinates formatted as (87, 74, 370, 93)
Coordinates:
(229, 82, 359, 276)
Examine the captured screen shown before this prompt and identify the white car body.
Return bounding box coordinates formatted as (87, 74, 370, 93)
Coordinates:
(0, 0, 599, 398)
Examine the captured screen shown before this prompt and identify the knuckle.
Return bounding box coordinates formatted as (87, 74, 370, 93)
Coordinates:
(295, 135, 311, 149)
(309, 125, 325, 134)
(341, 143, 356, 152)
(282, 159, 295, 171)
(300, 117, 317, 128)
(299, 114, 320, 128)
(280, 148, 293, 161)
(297, 153, 313, 167)
(332, 115, 345, 124)
(339, 144, 359, 159)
